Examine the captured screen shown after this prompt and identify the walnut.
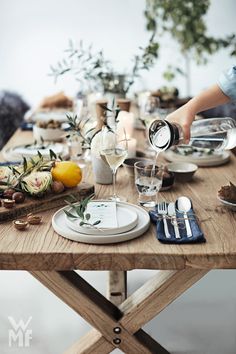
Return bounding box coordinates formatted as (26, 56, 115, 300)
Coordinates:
(218, 182, 236, 203)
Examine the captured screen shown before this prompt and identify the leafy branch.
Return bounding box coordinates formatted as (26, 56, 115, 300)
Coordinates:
(65, 113, 97, 148)
(64, 194, 101, 228)
(144, 0, 236, 65)
(49, 37, 159, 95)
(5, 150, 59, 188)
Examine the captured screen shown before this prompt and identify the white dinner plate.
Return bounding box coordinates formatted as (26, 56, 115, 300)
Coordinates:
(3, 143, 69, 161)
(162, 150, 230, 167)
(52, 202, 150, 244)
(66, 201, 138, 235)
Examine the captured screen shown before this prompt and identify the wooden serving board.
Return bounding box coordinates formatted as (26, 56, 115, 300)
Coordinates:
(0, 182, 94, 222)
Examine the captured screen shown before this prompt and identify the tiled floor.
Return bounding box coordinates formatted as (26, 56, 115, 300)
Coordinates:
(0, 270, 236, 354)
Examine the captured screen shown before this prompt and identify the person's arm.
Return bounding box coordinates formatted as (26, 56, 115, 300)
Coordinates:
(166, 84, 230, 142)
(167, 66, 236, 142)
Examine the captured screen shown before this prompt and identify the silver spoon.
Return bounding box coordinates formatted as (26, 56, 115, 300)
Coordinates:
(176, 196, 192, 238)
(168, 202, 181, 239)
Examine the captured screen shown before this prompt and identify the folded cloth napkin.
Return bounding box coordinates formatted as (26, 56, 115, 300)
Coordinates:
(0, 161, 20, 166)
(149, 203, 206, 244)
(20, 122, 33, 131)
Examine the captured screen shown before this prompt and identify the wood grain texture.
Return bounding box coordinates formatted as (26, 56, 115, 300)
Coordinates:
(0, 182, 94, 222)
(1, 130, 236, 270)
(63, 270, 206, 354)
(119, 269, 208, 333)
(31, 271, 169, 354)
(107, 271, 127, 306)
(64, 329, 113, 354)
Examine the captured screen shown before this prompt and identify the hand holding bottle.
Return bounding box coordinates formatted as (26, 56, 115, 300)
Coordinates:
(166, 104, 195, 143)
(166, 84, 230, 142)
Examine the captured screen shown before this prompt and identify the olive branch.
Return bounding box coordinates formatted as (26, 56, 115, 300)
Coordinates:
(64, 194, 101, 228)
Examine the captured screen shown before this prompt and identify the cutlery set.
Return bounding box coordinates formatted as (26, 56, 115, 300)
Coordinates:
(157, 196, 193, 239)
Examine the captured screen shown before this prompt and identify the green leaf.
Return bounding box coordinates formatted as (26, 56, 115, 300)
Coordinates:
(23, 157, 27, 172)
(85, 213, 91, 221)
(93, 220, 101, 226)
(49, 149, 57, 160)
(37, 151, 43, 159)
(64, 210, 78, 219)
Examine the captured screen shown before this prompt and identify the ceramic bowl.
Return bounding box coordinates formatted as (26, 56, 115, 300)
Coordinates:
(33, 125, 64, 142)
(217, 196, 236, 211)
(123, 158, 147, 178)
(161, 170, 175, 190)
(167, 162, 198, 182)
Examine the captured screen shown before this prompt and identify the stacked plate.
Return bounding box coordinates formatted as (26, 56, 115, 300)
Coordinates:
(3, 143, 69, 162)
(162, 149, 230, 167)
(52, 201, 150, 244)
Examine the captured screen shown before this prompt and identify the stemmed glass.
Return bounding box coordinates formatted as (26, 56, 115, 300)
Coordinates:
(100, 126, 128, 202)
(140, 96, 161, 156)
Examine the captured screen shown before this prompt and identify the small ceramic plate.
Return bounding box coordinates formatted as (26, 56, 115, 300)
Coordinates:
(52, 202, 150, 244)
(66, 201, 138, 235)
(163, 150, 230, 167)
(217, 196, 236, 211)
(3, 143, 68, 161)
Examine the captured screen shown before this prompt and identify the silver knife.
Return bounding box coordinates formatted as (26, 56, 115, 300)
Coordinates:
(168, 203, 181, 239)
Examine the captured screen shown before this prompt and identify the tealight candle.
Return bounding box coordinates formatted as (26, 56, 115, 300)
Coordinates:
(127, 138, 137, 158)
(117, 111, 134, 138)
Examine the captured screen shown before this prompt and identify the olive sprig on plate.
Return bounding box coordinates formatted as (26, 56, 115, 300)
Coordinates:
(64, 194, 101, 228)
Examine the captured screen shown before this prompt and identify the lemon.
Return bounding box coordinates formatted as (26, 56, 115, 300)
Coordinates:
(51, 161, 82, 188)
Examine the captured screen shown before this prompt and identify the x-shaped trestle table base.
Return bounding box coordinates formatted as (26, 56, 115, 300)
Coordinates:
(31, 269, 208, 354)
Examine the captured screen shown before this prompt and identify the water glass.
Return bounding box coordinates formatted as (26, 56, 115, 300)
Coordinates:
(134, 160, 163, 208)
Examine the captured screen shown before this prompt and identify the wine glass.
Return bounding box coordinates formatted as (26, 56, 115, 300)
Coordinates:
(100, 126, 128, 201)
(140, 95, 160, 125)
(140, 96, 161, 156)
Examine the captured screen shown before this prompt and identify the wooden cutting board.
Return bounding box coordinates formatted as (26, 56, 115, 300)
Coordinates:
(0, 182, 94, 222)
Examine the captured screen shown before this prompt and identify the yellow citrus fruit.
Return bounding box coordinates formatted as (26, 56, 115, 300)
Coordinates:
(51, 161, 82, 188)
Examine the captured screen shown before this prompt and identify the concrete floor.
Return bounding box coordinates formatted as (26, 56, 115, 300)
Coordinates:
(0, 270, 236, 354)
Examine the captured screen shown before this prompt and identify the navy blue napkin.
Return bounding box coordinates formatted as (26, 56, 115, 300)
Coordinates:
(20, 122, 34, 131)
(149, 203, 206, 244)
(0, 161, 20, 166)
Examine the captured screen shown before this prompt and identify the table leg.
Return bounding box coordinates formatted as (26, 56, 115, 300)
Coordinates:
(107, 271, 127, 306)
(30, 269, 208, 354)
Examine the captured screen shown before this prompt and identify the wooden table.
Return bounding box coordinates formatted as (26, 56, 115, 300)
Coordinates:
(1, 130, 236, 354)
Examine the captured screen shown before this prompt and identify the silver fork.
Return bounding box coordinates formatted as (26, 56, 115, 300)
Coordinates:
(157, 202, 171, 238)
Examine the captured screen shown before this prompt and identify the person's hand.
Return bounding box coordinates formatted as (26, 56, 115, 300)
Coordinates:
(166, 104, 196, 143)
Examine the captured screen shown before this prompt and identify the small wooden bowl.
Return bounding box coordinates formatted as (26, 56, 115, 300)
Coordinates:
(3, 199, 15, 209)
(13, 220, 29, 231)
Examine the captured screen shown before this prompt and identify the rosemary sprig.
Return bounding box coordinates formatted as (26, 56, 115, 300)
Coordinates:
(64, 194, 101, 228)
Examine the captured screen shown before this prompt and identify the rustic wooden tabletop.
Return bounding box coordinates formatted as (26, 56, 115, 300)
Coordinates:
(1, 129, 236, 271)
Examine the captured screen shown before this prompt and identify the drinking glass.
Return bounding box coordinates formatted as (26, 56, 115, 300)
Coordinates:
(134, 160, 163, 208)
(68, 135, 87, 168)
(100, 126, 128, 201)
